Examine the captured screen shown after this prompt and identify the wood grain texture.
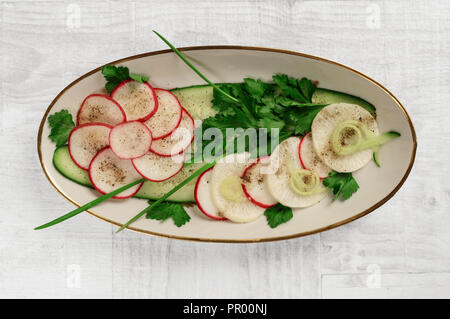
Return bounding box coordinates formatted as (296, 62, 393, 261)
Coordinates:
(0, 0, 449, 298)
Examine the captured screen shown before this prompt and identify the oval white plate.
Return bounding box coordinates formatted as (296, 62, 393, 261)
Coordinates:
(38, 46, 417, 242)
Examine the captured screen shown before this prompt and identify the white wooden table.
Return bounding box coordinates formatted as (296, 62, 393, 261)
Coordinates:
(1, 0, 449, 298)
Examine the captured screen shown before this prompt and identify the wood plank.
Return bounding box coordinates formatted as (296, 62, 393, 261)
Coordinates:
(111, 234, 321, 298)
(322, 272, 450, 298)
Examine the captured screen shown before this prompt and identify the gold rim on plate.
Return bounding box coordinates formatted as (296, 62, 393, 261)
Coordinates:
(37, 46, 417, 243)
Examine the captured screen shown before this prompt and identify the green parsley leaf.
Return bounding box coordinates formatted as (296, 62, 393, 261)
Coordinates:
(264, 203, 293, 228)
(101, 65, 149, 93)
(272, 74, 317, 104)
(129, 73, 149, 83)
(243, 78, 266, 102)
(146, 201, 191, 227)
(283, 104, 327, 136)
(322, 171, 360, 201)
(48, 109, 75, 147)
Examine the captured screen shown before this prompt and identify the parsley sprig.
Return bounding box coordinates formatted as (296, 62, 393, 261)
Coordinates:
(102, 65, 149, 93)
(48, 109, 75, 147)
(264, 204, 293, 228)
(146, 201, 191, 227)
(322, 171, 360, 201)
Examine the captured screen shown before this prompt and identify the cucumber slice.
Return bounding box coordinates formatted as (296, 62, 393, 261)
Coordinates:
(135, 163, 203, 202)
(171, 85, 217, 120)
(53, 146, 92, 187)
(312, 88, 376, 115)
(52, 145, 196, 202)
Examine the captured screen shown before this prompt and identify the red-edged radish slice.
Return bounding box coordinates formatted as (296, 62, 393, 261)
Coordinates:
(194, 168, 226, 221)
(150, 109, 194, 157)
(77, 94, 126, 126)
(68, 123, 111, 170)
(299, 132, 332, 179)
(89, 147, 143, 199)
(132, 151, 185, 182)
(144, 88, 182, 140)
(109, 121, 152, 160)
(241, 156, 278, 208)
(210, 153, 264, 223)
(265, 137, 327, 208)
(111, 80, 158, 121)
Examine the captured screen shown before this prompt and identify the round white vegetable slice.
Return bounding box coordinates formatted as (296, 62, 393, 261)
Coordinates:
(77, 94, 126, 126)
(109, 121, 152, 159)
(299, 132, 332, 179)
(311, 103, 379, 173)
(144, 88, 182, 139)
(89, 148, 143, 199)
(265, 137, 328, 208)
(241, 156, 278, 208)
(111, 80, 158, 121)
(209, 153, 264, 223)
(68, 123, 112, 170)
(132, 151, 184, 182)
(194, 168, 226, 221)
(150, 109, 194, 157)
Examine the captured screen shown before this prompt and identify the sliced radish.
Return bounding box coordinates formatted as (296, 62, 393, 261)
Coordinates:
(241, 156, 278, 208)
(210, 153, 264, 223)
(150, 109, 194, 157)
(109, 121, 152, 160)
(68, 123, 111, 170)
(144, 88, 183, 139)
(311, 103, 379, 172)
(77, 94, 126, 126)
(194, 168, 226, 221)
(132, 151, 185, 182)
(299, 132, 332, 179)
(89, 147, 143, 199)
(111, 80, 158, 121)
(265, 137, 328, 208)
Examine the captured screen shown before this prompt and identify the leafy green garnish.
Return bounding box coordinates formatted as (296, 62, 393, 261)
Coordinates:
(146, 200, 191, 227)
(48, 109, 75, 147)
(264, 203, 293, 228)
(101, 65, 149, 93)
(194, 75, 325, 161)
(272, 74, 316, 104)
(322, 171, 360, 201)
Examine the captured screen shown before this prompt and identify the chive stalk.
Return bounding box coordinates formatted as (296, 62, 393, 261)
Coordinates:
(153, 30, 240, 104)
(35, 178, 145, 230)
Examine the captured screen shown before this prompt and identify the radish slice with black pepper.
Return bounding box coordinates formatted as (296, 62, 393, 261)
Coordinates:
(241, 156, 278, 208)
(111, 80, 158, 121)
(109, 121, 152, 159)
(144, 88, 182, 139)
(68, 123, 112, 170)
(132, 151, 185, 182)
(210, 153, 264, 223)
(194, 168, 226, 221)
(150, 109, 194, 157)
(77, 94, 126, 126)
(89, 147, 143, 199)
(299, 132, 332, 179)
(265, 137, 327, 208)
(311, 103, 379, 172)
